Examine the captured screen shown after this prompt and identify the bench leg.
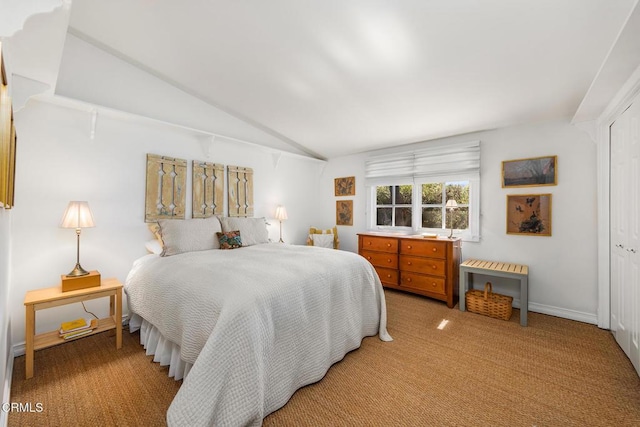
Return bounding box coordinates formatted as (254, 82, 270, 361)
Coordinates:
(520, 276, 528, 326)
(459, 269, 469, 311)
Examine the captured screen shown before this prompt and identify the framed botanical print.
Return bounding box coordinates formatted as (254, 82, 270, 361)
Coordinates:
(336, 200, 353, 226)
(334, 176, 355, 196)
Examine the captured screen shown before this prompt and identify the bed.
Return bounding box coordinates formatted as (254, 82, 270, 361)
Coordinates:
(125, 216, 392, 426)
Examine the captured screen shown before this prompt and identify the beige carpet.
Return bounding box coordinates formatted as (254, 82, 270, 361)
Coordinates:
(9, 290, 640, 426)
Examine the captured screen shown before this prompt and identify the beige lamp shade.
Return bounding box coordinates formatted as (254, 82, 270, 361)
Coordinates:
(275, 205, 288, 221)
(445, 199, 458, 209)
(60, 201, 95, 229)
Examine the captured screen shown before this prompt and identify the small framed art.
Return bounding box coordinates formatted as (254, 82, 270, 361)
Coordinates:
(334, 176, 355, 196)
(336, 200, 353, 226)
(506, 194, 552, 236)
(502, 155, 556, 188)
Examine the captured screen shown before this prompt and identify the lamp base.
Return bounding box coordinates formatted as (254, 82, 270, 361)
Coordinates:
(66, 263, 90, 277)
(61, 270, 101, 292)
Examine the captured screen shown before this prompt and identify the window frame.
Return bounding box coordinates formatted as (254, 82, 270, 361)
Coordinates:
(372, 182, 414, 232)
(368, 177, 480, 242)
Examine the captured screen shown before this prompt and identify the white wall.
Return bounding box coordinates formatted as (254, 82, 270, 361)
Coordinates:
(8, 98, 324, 349)
(321, 119, 598, 323)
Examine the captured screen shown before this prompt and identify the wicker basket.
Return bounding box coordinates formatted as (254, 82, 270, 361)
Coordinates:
(465, 282, 513, 321)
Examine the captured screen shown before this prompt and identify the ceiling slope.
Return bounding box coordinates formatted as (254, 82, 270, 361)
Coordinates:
(66, 0, 636, 158)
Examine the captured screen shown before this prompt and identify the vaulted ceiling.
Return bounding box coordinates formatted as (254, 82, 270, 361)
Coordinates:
(63, 0, 636, 159)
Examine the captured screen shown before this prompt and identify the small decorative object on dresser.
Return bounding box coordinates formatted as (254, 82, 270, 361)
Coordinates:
(358, 233, 461, 308)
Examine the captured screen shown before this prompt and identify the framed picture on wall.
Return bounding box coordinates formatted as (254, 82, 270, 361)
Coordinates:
(336, 200, 353, 226)
(502, 155, 557, 187)
(506, 194, 552, 236)
(334, 176, 355, 196)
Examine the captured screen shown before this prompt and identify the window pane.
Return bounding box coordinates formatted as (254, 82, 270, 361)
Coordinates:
(421, 207, 442, 228)
(395, 207, 412, 226)
(445, 182, 469, 204)
(376, 186, 392, 204)
(451, 206, 469, 230)
(376, 207, 392, 226)
(395, 185, 412, 204)
(422, 183, 442, 204)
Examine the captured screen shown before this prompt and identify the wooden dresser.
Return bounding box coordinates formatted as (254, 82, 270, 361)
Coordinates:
(358, 233, 461, 308)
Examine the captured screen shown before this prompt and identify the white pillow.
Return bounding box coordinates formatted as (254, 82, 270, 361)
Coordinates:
(220, 217, 269, 246)
(311, 233, 335, 249)
(158, 216, 222, 256)
(145, 239, 163, 255)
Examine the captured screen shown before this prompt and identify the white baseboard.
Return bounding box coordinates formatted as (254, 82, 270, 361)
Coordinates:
(511, 298, 598, 325)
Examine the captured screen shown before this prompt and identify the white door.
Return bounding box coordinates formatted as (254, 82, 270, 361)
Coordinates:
(610, 98, 640, 376)
(627, 100, 640, 374)
(610, 109, 630, 357)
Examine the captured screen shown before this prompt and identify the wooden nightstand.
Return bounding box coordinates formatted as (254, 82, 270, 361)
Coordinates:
(23, 277, 123, 379)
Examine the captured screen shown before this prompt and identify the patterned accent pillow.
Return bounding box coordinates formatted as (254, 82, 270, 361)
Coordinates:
(220, 217, 269, 246)
(217, 230, 242, 249)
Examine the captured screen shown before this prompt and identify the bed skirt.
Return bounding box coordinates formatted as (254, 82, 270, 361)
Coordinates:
(128, 313, 192, 381)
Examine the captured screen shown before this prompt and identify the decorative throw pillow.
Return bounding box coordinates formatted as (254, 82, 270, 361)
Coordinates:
(310, 233, 335, 249)
(220, 217, 269, 246)
(217, 230, 242, 249)
(157, 216, 222, 256)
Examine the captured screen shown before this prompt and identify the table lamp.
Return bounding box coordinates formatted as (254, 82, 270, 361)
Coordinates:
(60, 201, 95, 277)
(275, 205, 288, 243)
(445, 199, 458, 238)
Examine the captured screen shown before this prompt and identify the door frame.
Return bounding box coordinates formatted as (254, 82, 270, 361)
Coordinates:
(596, 66, 640, 329)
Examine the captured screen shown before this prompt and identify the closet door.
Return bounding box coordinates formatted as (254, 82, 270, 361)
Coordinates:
(610, 98, 640, 376)
(628, 100, 640, 374)
(610, 108, 630, 358)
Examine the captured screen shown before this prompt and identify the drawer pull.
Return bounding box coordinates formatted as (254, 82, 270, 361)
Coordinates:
(387, 274, 391, 278)
(432, 248, 437, 252)
(406, 278, 412, 282)
(367, 241, 372, 245)
(387, 259, 392, 263)
(407, 261, 412, 265)
(387, 243, 391, 247)
(407, 245, 412, 249)
(432, 265, 437, 269)
(367, 256, 371, 260)
(431, 282, 437, 287)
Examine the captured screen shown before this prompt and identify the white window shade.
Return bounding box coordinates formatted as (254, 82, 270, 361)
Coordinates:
(364, 140, 480, 185)
(414, 140, 480, 181)
(364, 152, 415, 186)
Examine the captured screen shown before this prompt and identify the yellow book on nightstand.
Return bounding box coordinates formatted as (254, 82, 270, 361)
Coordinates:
(60, 318, 88, 332)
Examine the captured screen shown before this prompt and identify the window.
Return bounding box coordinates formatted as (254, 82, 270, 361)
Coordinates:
(366, 140, 480, 241)
(375, 184, 413, 227)
(420, 181, 469, 230)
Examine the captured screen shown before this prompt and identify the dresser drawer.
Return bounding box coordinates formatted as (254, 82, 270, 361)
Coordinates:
(400, 272, 446, 295)
(399, 239, 447, 259)
(399, 255, 446, 277)
(361, 250, 398, 269)
(361, 236, 399, 253)
(374, 267, 399, 286)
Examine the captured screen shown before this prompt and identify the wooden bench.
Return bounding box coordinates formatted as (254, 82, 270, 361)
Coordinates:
(459, 259, 529, 326)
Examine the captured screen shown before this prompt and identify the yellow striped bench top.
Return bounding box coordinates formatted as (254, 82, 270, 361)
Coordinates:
(461, 259, 528, 276)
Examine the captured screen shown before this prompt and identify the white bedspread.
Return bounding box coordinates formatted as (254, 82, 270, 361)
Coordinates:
(125, 243, 391, 426)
